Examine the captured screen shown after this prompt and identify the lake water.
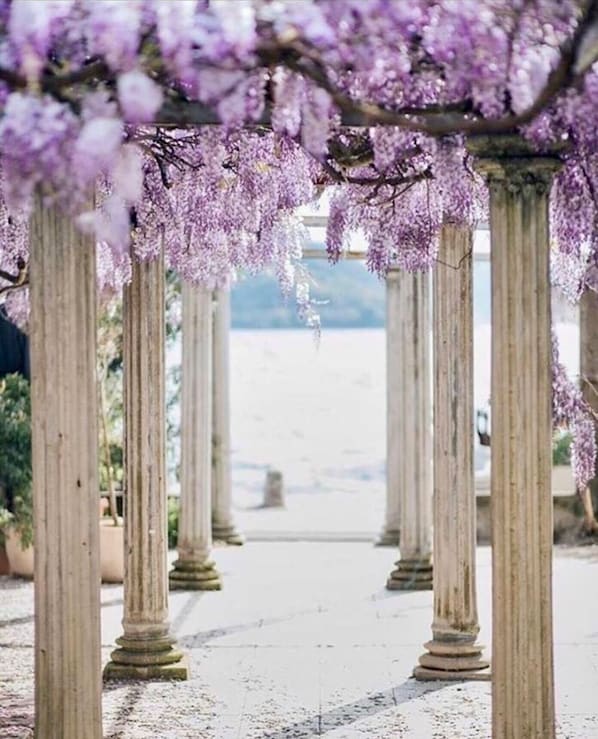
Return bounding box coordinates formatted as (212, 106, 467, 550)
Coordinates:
(221, 323, 580, 508)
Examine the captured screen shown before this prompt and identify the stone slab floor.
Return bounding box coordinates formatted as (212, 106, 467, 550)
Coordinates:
(1, 543, 598, 738)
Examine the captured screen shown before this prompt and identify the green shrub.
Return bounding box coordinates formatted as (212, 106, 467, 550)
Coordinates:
(552, 431, 572, 467)
(168, 496, 179, 549)
(0, 374, 33, 548)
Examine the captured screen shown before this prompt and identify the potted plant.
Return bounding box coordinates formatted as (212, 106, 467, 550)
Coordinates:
(0, 357, 126, 581)
(552, 430, 574, 493)
(0, 373, 34, 577)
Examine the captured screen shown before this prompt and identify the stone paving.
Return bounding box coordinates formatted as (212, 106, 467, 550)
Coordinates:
(1, 543, 598, 738)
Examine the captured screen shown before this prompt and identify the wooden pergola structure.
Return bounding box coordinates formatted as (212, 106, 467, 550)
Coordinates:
(28, 101, 562, 737)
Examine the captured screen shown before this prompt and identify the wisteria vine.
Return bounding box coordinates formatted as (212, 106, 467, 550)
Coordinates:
(0, 1, 596, 482)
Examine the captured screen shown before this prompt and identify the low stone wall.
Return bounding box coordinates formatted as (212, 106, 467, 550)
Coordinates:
(476, 493, 586, 545)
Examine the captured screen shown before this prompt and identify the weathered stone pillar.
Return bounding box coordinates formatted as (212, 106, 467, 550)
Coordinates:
(469, 136, 561, 738)
(170, 283, 222, 589)
(29, 198, 102, 737)
(211, 289, 243, 545)
(386, 269, 433, 590)
(104, 253, 188, 680)
(377, 274, 401, 547)
(580, 289, 598, 531)
(414, 224, 489, 680)
(580, 290, 598, 413)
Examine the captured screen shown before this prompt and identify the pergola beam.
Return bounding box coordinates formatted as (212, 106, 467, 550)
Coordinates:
(156, 100, 394, 129)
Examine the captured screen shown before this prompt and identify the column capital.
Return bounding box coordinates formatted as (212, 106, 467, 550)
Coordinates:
(386, 266, 403, 278)
(467, 134, 563, 193)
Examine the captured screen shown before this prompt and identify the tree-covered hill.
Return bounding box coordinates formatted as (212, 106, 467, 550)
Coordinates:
(231, 259, 491, 329)
(231, 260, 385, 329)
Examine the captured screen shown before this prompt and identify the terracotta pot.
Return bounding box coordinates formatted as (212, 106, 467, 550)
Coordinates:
(4, 520, 125, 582)
(551, 465, 574, 496)
(100, 518, 124, 583)
(5, 528, 34, 578)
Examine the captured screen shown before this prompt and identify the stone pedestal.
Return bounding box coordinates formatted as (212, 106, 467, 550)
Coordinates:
(104, 254, 188, 680)
(414, 224, 489, 681)
(211, 289, 243, 545)
(376, 274, 401, 548)
(263, 469, 285, 507)
(469, 136, 561, 738)
(29, 199, 102, 737)
(170, 283, 221, 590)
(386, 270, 433, 591)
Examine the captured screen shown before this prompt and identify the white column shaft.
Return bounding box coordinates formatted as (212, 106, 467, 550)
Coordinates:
(170, 283, 221, 589)
(211, 289, 238, 537)
(30, 198, 102, 738)
(472, 140, 559, 738)
(433, 225, 478, 638)
(179, 283, 213, 560)
(386, 269, 432, 590)
(105, 253, 187, 678)
(380, 275, 402, 543)
(399, 270, 432, 559)
(122, 254, 169, 637)
(415, 224, 488, 680)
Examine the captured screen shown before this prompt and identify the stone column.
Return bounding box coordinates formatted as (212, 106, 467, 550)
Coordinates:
(376, 274, 401, 547)
(386, 269, 433, 590)
(580, 289, 598, 531)
(211, 289, 243, 545)
(580, 290, 598, 413)
(469, 136, 561, 738)
(29, 198, 102, 737)
(170, 283, 221, 589)
(104, 253, 188, 680)
(414, 224, 489, 680)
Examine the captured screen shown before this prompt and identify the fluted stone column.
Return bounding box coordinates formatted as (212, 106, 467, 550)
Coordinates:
(386, 269, 433, 590)
(580, 289, 598, 529)
(414, 224, 489, 681)
(170, 283, 222, 589)
(104, 253, 188, 680)
(211, 289, 243, 545)
(469, 136, 561, 738)
(29, 199, 102, 738)
(580, 290, 598, 417)
(377, 275, 401, 547)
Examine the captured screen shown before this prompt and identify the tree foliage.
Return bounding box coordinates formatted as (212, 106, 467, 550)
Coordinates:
(0, 372, 32, 547)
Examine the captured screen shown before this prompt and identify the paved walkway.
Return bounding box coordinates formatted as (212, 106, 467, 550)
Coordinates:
(232, 490, 386, 541)
(2, 543, 598, 738)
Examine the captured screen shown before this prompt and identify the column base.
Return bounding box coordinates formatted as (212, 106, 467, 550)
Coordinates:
(169, 558, 222, 590)
(212, 523, 245, 546)
(413, 639, 490, 681)
(103, 635, 189, 681)
(375, 528, 400, 547)
(386, 558, 433, 591)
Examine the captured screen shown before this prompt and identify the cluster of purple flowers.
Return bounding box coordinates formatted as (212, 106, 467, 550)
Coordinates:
(0, 0, 595, 481)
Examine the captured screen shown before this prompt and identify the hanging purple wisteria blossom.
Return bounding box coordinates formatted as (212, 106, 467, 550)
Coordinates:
(0, 0, 594, 277)
(552, 333, 597, 489)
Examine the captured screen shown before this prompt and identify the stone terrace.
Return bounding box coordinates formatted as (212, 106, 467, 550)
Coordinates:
(2, 542, 598, 738)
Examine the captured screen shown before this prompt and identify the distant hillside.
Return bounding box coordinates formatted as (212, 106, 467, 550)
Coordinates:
(231, 259, 491, 329)
(231, 260, 386, 329)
